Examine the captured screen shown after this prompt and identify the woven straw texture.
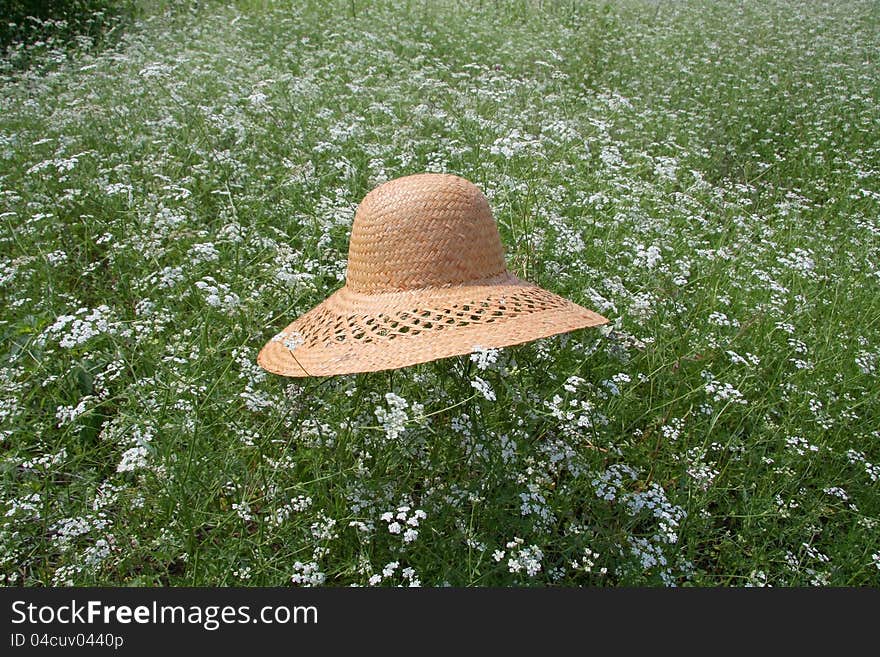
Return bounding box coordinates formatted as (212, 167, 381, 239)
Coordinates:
(258, 173, 608, 377)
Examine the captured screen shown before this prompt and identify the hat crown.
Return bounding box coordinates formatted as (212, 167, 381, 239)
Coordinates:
(346, 173, 507, 293)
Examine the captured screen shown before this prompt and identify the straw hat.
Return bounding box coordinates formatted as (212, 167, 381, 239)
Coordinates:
(257, 173, 608, 377)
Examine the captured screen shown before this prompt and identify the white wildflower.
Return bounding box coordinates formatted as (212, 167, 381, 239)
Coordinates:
(470, 345, 500, 371)
(116, 446, 150, 473)
(470, 376, 496, 401)
(375, 393, 410, 440)
(194, 277, 240, 310)
(291, 561, 325, 586)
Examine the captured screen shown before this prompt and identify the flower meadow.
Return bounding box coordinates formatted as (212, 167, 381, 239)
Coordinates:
(1, 0, 878, 586)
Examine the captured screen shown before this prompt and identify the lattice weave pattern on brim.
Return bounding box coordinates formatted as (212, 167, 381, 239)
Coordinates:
(257, 274, 607, 377)
(257, 173, 608, 377)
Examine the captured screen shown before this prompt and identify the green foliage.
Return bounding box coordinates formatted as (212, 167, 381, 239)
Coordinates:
(1, 0, 878, 587)
(0, 0, 138, 64)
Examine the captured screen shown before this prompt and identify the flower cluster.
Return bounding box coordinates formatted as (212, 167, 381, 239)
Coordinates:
(46, 305, 117, 348)
(470, 345, 500, 371)
(374, 393, 423, 440)
(494, 537, 544, 577)
(194, 277, 240, 310)
(380, 506, 426, 544)
(291, 561, 325, 586)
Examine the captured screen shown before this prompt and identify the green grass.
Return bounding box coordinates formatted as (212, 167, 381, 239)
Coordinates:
(1, 0, 878, 586)
(0, 0, 144, 70)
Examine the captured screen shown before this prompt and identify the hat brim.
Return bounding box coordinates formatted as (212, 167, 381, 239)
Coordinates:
(257, 273, 608, 377)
